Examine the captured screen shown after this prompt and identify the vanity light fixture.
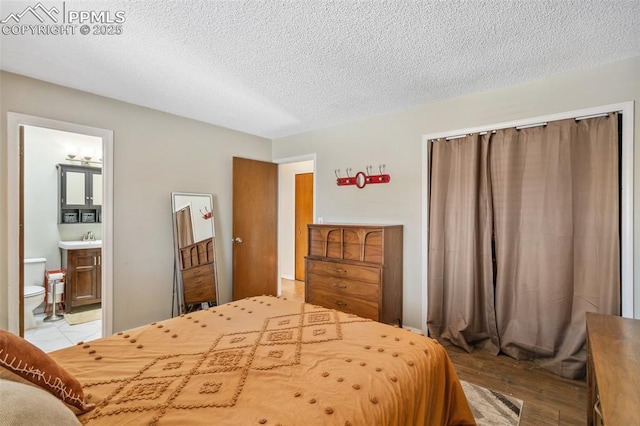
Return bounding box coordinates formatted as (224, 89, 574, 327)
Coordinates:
(66, 149, 102, 166)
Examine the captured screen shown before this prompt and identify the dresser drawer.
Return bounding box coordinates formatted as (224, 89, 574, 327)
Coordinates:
(306, 286, 379, 320)
(182, 264, 216, 304)
(307, 259, 381, 283)
(307, 273, 379, 302)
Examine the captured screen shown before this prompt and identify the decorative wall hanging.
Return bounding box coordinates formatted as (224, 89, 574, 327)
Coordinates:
(200, 206, 212, 220)
(335, 165, 390, 189)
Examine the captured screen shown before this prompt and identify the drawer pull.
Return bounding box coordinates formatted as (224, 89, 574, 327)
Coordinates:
(594, 396, 603, 423)
(333, 268, 346, 273)
(332, 283, 347, 289)
(334, 300, 347, 307)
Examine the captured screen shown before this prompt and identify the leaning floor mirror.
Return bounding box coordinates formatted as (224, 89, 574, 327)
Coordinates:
(171, 192, 219, 315)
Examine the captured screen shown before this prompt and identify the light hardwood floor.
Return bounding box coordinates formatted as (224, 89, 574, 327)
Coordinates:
(446, 346, 586, 425)
(281, 278, 587, 425)
(280, 278, 305, 301)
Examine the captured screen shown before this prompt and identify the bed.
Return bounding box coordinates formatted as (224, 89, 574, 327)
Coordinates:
(2, 296, 474, 425)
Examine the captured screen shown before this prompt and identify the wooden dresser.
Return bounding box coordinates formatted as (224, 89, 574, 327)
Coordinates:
(586, 312, 640, 426)
(305, 224, 403, 325)
(179, 238, 217, 305)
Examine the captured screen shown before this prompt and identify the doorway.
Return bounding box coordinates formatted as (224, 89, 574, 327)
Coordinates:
(6, 113, 114, 341)
(276, 156, 315, 297)
(231, 156, 315, 301)
(22, 126, 103, 350)
(294, 172, 313, 281)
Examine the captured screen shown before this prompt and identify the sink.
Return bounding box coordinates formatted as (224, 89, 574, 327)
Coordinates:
(58, 240, 102, 250)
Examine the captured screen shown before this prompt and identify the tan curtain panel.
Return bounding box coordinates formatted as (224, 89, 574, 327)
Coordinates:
(176, 206, 194, 249)
(491, 115, 620, 378)
(427, 114, 620, 379)
(427, 134, 499, 354)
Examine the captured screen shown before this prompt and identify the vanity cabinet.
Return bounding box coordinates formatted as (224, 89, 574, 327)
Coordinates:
(62, 248, 101, 312)
(57, 164, 102, 224)
(305, 224, 403, 325)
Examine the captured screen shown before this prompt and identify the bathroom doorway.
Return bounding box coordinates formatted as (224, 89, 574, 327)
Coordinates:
(6, 113, 113, 348)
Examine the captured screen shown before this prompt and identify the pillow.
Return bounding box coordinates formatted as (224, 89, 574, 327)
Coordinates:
(0, 329, 95, 413)
(0, 378, 81, 425)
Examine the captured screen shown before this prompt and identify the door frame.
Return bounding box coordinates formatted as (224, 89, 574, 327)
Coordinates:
(421, 101, 635, 333)
(7, 112, 114, 337)
(274, 154, 317, 295)
(294, 172, 314, 281)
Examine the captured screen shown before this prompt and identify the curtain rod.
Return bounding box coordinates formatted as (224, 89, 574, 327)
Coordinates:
(433, 111, 617, 142)
(515, 122, 547, 130)
(439, 123, 546, 140)
(444, 134, 467, 141)
(445, 130, 499, 139)
(575, 112, 609, 121)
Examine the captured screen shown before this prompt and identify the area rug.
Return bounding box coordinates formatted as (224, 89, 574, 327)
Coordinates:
(64, 308, 101, 325)
(461, 380, 523, 426)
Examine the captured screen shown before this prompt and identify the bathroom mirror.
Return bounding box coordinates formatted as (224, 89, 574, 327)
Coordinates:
(171, 192, 219, 315)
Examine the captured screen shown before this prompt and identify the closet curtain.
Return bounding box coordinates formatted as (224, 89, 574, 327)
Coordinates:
(427, 114, 620, 379)
(427, 133, 499, 354)
(176, 206, 194, 249)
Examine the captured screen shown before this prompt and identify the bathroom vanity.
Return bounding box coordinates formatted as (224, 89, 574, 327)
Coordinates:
(59, 241, 102, 313)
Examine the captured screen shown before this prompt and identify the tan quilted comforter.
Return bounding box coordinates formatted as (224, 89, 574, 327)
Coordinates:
(50, 296, 475, 425)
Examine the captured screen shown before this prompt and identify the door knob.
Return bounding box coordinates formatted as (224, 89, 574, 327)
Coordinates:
(233, 237, 243, 243)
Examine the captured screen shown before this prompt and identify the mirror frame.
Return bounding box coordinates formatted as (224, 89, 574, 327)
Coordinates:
(171, 192, 220, 315)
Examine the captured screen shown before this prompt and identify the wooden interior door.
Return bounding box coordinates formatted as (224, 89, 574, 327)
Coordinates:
(294, 173, 313, 281)
(232, 157, 278, 300)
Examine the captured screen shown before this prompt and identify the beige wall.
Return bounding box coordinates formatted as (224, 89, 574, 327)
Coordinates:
(3, 57, 638, 333)
(273, 56, 640, 328)
(0, 71, 271, 332)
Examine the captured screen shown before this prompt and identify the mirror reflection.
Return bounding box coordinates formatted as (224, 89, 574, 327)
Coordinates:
(171, 192, 219, 314)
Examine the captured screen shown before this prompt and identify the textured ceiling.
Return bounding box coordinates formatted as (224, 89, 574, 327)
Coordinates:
(1, 1, 640, 139)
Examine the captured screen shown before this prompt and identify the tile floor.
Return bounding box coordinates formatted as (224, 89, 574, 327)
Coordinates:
(24, 312, 102, 353)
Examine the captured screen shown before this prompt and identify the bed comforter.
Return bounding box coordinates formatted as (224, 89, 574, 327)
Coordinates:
(50, 296, 474, 425)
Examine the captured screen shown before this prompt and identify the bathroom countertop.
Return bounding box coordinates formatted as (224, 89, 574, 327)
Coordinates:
(58, 240, 102, 250)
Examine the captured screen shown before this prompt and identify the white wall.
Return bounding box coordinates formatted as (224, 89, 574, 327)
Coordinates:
(0, 71, 271, 332)
(278, 160, 314, 279)
(273, 56, 640, 328)
(24, 126, 102, 272)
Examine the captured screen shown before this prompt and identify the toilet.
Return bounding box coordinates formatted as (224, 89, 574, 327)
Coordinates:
(23, 258, 47, 330)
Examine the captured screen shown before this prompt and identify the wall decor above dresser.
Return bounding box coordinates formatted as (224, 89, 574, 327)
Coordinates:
(305, 224, 403, 326)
